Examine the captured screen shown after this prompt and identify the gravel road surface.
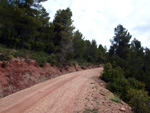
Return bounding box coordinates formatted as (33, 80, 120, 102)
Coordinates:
(0, 68, 102, 113)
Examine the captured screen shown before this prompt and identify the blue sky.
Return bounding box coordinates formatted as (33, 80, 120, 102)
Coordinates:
(42, 0, 150, 49)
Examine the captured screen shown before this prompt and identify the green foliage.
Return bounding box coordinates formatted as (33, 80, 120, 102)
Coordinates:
(8, 55, 14, 60)
(13, 49, 29, 58)
(37, 57, 47, 67)
(83, 39, 102, 63)
(73, 30, 85, 58)
(32, 41, 46, 51)
(102, 63, 113, 82)
(90, 40, 99, 60)
(53, 8, 75, 62)
(102, 63, 124, 82)
(142, 70, 150, 95)
(31, 51, 49, 67)
(127, 89, 150, 113)
(0, 0, 51, 51)
(107, 24, 150, 100)
(0, 2, 107, 65)
(103, 63, 130, 100)
(97, 44, 107, 63)
(109, 24, 131, 60)
(110, 96, 121, 103)
(87, 55, 93, 62)
(128, 78, 145, 90)
(102, 61, 150, 112)
(47, 55, 59, 66)
(0, 45, 14, 61)
(66, 52, 75, 60)
(107, 77, 130, 100)
(2, 5, 150, 111)
(1, 5, 150, 112)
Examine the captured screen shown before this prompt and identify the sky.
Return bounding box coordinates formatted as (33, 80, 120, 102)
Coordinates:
(42, 0, 150, 49)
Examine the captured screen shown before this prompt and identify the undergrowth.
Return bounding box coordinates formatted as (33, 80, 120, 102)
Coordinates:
(0, 45, 99, 67)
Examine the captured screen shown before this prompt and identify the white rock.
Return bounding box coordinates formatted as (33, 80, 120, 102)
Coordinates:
(120, 107, 126, 111)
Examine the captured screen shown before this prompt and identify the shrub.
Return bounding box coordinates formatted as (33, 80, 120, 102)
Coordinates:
(107, 77, 130, 100)
(71, 61, 76, 66)
(127, 89, 150, 113)
(110, 95, 121, 103)
(13, 49, 28, 58)
(111, 66, 125, 81)
(47, 55, 59, 66)
(0, 54, 4, 61)
(8, 55, 14, 60)
(76, 58, 88, 65)
(47, 56, 53, 64)
(31, 51, 49, 67)
(37, 57, 47, 67)
(102, 63, 113, 82)
(87, 55, 93, 62)
(32, 41, 45, 51)
(0, 45, 8, 55)
(102, 63, 125, 82)
(66, 52, 75, 60)
(103, 63, 129, 100)
(128, 78, 145, 90)
(103, 62, 150, 112)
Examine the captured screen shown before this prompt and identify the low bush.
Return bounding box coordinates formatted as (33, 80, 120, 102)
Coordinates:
(13, 49, 29, 58)
(128, 77, 145, 90)
(47, 55, 59, 66)
(102, 62, 150, 113)
(107, 77, 130, 100)
(66, 52, 75, 60)
(0, 54, 4, 61)
(31, 51, 49, 67)
(102, 63, 125, 82)
(87, 55, 93, 62)
(127, 89, 150, 113)
(37, 57, 47, 67)
(8, 55, 14, 60)
(110, 95, 121, 103)
(102, 63, 113, 82)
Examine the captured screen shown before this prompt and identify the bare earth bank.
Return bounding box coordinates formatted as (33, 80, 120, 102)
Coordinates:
(0, 68, 132, 113)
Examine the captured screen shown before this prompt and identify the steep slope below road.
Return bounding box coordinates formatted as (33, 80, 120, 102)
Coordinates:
(0, 68, 132, 113)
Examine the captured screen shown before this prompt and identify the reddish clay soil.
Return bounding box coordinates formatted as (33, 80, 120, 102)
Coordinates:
(0, 58, 98, 98)
(0, 68, 132, 113)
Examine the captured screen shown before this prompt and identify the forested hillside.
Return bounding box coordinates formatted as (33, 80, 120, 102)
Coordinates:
(0, 0, 106, 66)
(0, 0, 150, 112)
(103, 25, 150, 113)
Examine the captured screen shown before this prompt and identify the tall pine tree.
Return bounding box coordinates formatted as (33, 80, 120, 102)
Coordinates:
(53, 8, 75, 62)
(109, 24, 132, 60)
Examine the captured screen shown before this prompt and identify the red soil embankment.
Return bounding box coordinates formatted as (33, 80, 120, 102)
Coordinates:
(0, 58, 99, 98)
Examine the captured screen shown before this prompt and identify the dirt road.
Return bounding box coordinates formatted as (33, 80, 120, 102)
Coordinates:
(0, 68, 103, 113)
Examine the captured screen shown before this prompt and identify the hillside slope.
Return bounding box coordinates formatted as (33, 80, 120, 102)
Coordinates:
(0, 68, 132, 113)
(0, 58, 98, 98)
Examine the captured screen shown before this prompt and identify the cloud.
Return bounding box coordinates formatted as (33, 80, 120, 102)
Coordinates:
(131, 23, 150, 48)
(132, 23, 150, 34)
(42, 0, 150, 49)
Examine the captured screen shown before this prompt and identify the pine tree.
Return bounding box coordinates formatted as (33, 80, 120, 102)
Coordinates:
(109, 24, 132, 60)
(73, 30, 85, 59)
(53, 8, 75, 62)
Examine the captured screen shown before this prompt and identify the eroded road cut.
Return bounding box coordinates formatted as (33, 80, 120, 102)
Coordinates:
(0, 68, 102, 113)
